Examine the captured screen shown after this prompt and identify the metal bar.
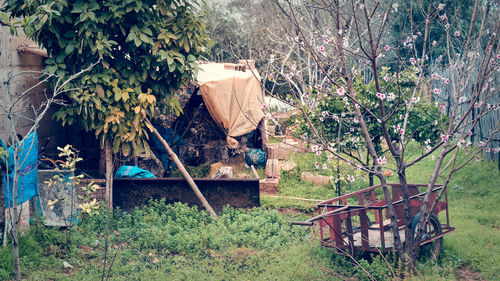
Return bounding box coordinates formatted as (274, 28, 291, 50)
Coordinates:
(420, 227, 456, 245)
(302, 206, 349, 223)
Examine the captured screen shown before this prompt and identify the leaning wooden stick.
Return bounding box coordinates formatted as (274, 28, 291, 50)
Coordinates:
(146, 119, 217, 217)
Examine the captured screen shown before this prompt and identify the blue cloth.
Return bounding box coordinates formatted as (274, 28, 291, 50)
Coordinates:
(245, 148, 266, 166)
(115, 165, 156, 178)
(3, 132, 39, 207)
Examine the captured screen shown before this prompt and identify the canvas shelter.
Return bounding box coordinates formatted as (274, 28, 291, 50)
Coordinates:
(196, 63, 265, 140)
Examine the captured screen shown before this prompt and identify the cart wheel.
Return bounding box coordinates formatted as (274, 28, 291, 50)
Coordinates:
(411, 213, 442, 259)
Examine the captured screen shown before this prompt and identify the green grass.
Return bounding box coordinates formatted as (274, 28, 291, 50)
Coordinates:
(1, 146, 498, 280)
(265, 146, 500, 280)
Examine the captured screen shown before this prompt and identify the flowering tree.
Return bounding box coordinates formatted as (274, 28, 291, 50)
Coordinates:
(267, 0, 499, 268)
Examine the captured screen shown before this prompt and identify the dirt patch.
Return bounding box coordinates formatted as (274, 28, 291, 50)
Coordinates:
(455, 265, 484, 281)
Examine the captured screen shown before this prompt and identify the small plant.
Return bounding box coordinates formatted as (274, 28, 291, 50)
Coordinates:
(44, 145, 102, 249)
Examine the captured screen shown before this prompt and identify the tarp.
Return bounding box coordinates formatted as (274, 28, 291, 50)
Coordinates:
(3, 132, 38, 207)
(196, 63, 265, 138)
(115, 166, 156, 178)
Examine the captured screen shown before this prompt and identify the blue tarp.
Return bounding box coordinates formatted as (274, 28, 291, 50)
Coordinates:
(3, 132, 39, 207)
(245, 148, 266, 166)
(115, 166, 156, 178)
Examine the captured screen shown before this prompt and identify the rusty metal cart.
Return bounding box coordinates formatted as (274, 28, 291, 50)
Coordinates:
(292, 183, 455, 257)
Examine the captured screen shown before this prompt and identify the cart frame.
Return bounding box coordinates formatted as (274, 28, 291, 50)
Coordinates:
(292, 183, 455, 254)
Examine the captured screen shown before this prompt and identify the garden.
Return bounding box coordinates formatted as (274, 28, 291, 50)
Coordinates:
(0, 0, 499, 280)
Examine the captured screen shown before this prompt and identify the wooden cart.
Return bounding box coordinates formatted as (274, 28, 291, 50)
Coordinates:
(292, 183, 455, 257)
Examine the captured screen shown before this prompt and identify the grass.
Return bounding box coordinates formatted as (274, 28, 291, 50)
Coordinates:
(262, 145, 500, 280)
(0, 145, 498, 280)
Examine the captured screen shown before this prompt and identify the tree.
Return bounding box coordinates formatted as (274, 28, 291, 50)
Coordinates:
(268, 0, 499, 269)
(3, 0, 211, 208)
(0, 62, 93, 280)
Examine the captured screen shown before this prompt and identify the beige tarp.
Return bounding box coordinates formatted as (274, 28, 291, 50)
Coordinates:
(196, 63, 265, 138)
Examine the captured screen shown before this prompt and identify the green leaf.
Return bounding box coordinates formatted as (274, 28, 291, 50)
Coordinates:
(64, 43, 74, 55)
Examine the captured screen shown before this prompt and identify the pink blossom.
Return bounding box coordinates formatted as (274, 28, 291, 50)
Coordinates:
(316, 150, 321, 156)
(445, 79, 450, 84)
(377, 156, 387, 165)
(431, 155, 436, 161)
(434, 88, 441, 95)
(417, 32, 422, 36)
(384, 45, 390, 51)
(328, 155, 333, 160)
(475, 156, 481, 162)
(383, 74, 390, 82)
(337, 86, 345, 96)
(410, 58, 416, 65)
(356, 165, 361, 170)
(322, 163, 327, 170)
(347, 175, 355, 182)
(437, 3, 445, 11)
(485, 148, 491, 153)
(479, 141, 485, 147)
(440, 134, 449, 142)
(439, 14, 447, 20)
(321, 111, 328, 117)
(454, 31, 460, 37)
(432, 40, 437, 46)
(315, 162, 319, 169)
(269, 73, 274, 79)
(436, 55, 443, 63)
(262, 104, 266, 109)
(426, 145, 432, 152)
(400, 129, 405, 135)
(387, 92, 395, 101)
(376, 92, 386, 100)
(317, 45, 325, 53)
(324, 38, 329, 44)
(468, 131, 473, 136)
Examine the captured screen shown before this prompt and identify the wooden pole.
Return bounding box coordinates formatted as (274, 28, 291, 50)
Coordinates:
(147, 120, 217, 217)
(104, 140, 113, 209)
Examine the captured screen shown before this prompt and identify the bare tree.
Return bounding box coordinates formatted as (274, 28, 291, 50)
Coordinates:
(267, 0, 499, 269)
(0, 65, 94, 280)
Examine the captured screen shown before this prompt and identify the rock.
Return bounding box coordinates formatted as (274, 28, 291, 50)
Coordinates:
(259, 178, 279, 194)
(301, 172, 330, 186)
(383, 170, 394, 177)
(235, 173, 251, 179)
(211, 166, 233, 179)
(63, 261, 74, 269)
(281, 160, 297, 172)
(266, 143, 290, 160)
(265, 159, 280, 179)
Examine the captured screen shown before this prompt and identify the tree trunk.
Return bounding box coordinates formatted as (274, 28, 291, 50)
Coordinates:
(11, 150, 21, 281)
(104, 141, 113, 210)
(147, 120, 217, 217)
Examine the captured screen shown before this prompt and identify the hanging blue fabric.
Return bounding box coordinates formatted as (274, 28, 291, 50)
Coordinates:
(3, 131, 39, 207)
